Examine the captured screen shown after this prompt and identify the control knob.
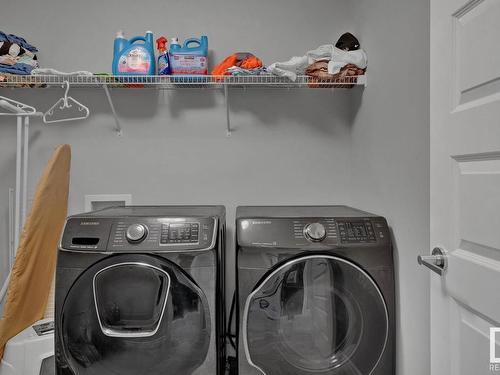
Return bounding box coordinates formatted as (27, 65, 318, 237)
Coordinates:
(304, 223, 327, 242)
(126, 224, 148, 243)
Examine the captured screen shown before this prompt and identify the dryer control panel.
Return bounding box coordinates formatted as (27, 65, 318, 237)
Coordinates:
(237, 216, 389, 249)
(238, 217, 338, 249)
(60, 216, 217, 252)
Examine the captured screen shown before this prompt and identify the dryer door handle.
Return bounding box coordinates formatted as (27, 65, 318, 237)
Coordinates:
(417, 247, 448, 276)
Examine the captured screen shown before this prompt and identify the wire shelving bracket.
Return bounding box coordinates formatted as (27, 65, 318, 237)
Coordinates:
(102, 85, 122, 136)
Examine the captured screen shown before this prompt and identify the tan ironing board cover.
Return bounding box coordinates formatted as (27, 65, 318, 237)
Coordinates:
(0, 144, 71, 359)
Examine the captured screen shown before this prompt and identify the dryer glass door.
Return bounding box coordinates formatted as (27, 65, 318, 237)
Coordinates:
(59, 254, 211, 375)
(243, 255, 388, 375)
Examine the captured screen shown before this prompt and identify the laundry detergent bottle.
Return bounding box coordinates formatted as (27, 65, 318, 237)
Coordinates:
(112, 31, 155, 75)
(169, 36, 209, 75)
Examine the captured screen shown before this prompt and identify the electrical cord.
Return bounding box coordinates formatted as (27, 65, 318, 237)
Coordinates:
(226, 291, 237, 350)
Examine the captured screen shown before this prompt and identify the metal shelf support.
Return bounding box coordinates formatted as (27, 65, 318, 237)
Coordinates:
(224, 85, 231, 137)
(102, 85, 122, 136)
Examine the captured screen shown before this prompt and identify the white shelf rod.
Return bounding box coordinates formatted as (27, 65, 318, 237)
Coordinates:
(102, 84, 123, 136)
(14, 116, 22, 251)
(0, 98, 40, 305)
(22, 117, 29, 226)
(224, 85, 231, 137)
(8, 188, 15, 269)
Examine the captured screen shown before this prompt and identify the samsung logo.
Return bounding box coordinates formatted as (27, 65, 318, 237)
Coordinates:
(241, 220, 272, 230)
(80, 222, 100, 226)
(251, 220, 272, 225)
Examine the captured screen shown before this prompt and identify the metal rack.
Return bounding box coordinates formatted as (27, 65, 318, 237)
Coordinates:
(0, 74, 367, 89)
(0, 74, 366, 136)
(0, 99, 41, 304)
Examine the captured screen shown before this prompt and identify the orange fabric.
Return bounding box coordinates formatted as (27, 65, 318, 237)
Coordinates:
(212, 55, 240, 76)
(239, 56, 262, 70)
(0, 144, 71, 359)
(211, 53, 263, 76)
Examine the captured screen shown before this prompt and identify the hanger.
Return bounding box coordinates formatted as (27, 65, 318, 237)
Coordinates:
(0, 96, 36, 115)
(43, 80, 89, 123)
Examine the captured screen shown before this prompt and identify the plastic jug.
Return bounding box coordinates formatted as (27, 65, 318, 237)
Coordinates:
(169, 36, 208, 75)
(113, 31, 156, 76)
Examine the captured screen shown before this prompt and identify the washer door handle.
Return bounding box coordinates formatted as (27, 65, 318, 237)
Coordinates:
(417, 247, 448, 276)
(93, 262, 171, 338)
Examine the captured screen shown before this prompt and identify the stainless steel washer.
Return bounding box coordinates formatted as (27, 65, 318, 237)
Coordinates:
(55, 206, 226, 375)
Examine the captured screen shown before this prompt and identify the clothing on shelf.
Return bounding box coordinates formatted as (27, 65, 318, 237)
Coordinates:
(212, 52, 263, 76)
(267, 45, 334, 81)
(0, 63, 36, 75)
(268, 44, 367, 81)
(328, 48, 367, 75)
(306, 61, 365, 88)
(31, 68, 93, 76)
(0, 32, 38, 53)
(268, 33, 367, 81)
(0, 32, 39, 75)
(226, 66, 267, 76)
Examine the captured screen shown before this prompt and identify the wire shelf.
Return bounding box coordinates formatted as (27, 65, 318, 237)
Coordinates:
(0, 74, 367, 89)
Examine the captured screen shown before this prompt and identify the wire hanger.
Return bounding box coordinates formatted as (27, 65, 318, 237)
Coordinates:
(0, 96, 36, 115)
(43, 80, 89, 123)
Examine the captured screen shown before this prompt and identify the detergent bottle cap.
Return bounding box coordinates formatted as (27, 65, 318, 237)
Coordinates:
(146, 30, 153, 34)
(170, 37, 180, 46)
(156, 36, 168, 53)
(116, 30, 124, 39)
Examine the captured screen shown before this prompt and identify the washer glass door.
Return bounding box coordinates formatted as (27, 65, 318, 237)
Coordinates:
(243, 255, 388, 375)
(59, 254, 211, 375)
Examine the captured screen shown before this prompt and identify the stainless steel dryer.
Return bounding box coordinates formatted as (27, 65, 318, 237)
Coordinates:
(55, 206, 225, 375)
(236, 206, 395, 375)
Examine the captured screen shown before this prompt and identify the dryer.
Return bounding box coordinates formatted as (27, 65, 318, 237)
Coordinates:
(236, 206, 395, 375)
(55, 206, 225, 375)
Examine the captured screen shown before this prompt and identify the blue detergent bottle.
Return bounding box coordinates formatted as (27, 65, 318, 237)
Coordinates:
(169, 36, 209, 75)
(112, 31, 156, 76)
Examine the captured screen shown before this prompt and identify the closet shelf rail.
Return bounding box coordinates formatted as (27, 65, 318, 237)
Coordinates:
(0, 74, 367, 89)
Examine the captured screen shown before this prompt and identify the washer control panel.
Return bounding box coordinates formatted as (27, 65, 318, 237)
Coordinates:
(337, 220, 377, 243)
(126, 223, 148, 243)
(160, 222, 199, 244)
(110, 217, 214, 251)
(60, 216, 217, 252)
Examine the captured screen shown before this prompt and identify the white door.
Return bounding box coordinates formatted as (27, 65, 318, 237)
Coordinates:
(428, 0, 500, 373)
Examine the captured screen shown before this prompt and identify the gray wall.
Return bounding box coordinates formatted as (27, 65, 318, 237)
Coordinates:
(0, 0, 354, 310)
(349, 0, 431, 374)
(0, 0, 430, 373)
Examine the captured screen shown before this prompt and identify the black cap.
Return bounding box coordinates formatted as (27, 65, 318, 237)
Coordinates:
(335, 33, 360, 51)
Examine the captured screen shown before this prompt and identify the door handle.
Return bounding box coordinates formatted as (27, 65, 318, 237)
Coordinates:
(417, 247, 447, 276)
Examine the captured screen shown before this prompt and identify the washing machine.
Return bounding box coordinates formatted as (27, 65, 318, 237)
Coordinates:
(55, 206, 225, 375)
(236, 206, 395, 375)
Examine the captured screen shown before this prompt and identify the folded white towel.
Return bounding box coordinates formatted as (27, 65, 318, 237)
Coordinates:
(268, 44, 367, 81)
(328, 48, 367, 75)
